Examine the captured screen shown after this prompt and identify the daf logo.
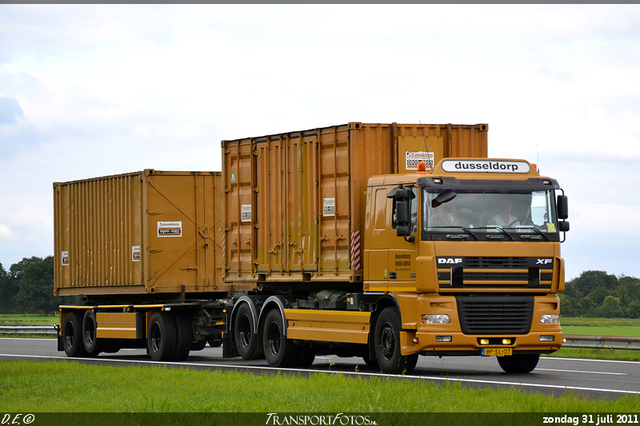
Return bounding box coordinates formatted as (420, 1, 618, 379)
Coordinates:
(536, 258, 553, 265)
(438, 258, 463, 265)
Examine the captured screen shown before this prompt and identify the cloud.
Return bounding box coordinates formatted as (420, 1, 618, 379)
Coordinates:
(0, 96, 24, 125)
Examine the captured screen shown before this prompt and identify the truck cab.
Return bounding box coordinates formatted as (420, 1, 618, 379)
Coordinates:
(364, 158, 568, 373)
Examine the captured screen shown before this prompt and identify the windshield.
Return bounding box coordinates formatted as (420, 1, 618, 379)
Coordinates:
(423, 189, 559, 234)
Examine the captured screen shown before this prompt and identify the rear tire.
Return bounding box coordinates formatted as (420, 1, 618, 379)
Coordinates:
(172, 312, 192, 361)
(295, 345, 316, 368)
(262, 309, 300, 368)
(63, 311, 87, 357)
(147, 312, 176, 361)
(82, 310, 104, 357)
(234, 303, 263, 360)
(497, 354, 540, 374)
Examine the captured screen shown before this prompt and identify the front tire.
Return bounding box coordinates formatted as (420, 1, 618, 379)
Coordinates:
(497, 354, 540, 374)
(373, 307, 417, 374)
(262, 309, 300, 368)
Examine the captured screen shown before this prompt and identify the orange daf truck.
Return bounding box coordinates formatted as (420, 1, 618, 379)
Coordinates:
(55, 122, 569, 374)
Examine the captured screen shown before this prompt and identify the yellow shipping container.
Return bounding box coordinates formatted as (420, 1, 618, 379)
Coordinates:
(54, 170, 229, 298)
(222, 122, 488, 285)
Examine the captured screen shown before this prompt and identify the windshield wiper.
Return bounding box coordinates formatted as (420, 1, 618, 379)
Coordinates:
(517, 226, 550, 241)
(430, 226, 480, 240)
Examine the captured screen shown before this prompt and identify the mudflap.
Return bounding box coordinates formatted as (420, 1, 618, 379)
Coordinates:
(222, 331, 239, 358)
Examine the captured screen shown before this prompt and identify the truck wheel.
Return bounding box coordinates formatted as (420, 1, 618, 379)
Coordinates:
(172, 313, 192, 361)
(82, 310, 104, 357)
(234, 303, 263, 359)
(295, 345, 316, 368)
(63, 311, 87, 357)
(497, 354, 540, 374)
(373, 307, 417, 374)
(262, 309, 300, 368)
(147, 312, 176, 361)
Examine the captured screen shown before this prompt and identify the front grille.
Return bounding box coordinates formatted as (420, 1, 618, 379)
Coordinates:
(457, 295, 533, 334)
(437, 257, 553, 289)
(465, 257, 530, 269)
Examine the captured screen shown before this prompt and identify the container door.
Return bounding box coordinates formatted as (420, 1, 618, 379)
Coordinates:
(255, 136, 285, 275)
(318, 127, 351, 275)
(223, 140, 255, 280)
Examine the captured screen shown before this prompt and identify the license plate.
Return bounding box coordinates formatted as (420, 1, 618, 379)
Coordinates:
(482, 348, 512, 356)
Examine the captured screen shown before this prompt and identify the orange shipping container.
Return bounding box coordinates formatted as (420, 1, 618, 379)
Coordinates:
(54, 170, 230, 298)
(222, 122, 488, 286)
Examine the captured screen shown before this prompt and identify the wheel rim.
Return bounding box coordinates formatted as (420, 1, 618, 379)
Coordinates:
(379, 323, 395, 360)
(84, 316, 96, 347)
(150, 322, 161, 354)
(266, 322, 281, 357)
(64, 322, 75, 350)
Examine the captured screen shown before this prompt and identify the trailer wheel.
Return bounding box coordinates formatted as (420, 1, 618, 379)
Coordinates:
(172, 313, 192, 361)
(373, 307, 418, 374)
(234, 303, 263, 359)
(262, 309, 300, 368)
(147, 312, 176, 361)
(82, 310, 104, 357)
(497, 354, 539, 374)
(295, 345, 316, 368)
(63, 311, 87, 357)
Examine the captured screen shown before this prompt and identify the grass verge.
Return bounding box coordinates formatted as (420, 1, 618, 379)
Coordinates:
(1, 360, 638, 413)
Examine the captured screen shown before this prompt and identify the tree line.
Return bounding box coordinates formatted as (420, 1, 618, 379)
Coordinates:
(561, 270, 640, 319)
(0, 256, 79, 315)
(1, 256, 640, 318)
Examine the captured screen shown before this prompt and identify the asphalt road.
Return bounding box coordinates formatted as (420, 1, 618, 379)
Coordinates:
(1, 337, 639, 399)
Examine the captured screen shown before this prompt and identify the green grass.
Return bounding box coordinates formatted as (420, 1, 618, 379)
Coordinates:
(0, 313, 59, 325)
(0, 361, 638, 413)
(561, 317, 640, 337)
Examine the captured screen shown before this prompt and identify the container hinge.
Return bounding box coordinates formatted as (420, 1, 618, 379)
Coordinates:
(147, 210, 162, 216)
(148, 248, 163, 253)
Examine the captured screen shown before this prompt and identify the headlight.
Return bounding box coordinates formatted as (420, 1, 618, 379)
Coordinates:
(422, 314, 450, 324)
(540, 314, 559, 324)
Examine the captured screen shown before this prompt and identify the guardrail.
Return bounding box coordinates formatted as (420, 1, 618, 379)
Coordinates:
(1, 327, 639, 350)
(0, 325, 58, 335)
(563, 334, 640, 350)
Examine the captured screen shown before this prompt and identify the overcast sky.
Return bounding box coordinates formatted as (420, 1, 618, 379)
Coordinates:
(1, 4, 639, 281)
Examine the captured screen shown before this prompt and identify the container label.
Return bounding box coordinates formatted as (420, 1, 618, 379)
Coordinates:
(158, 221, 183, 237)
(323, 198, 335, 217)
(241, 204, 252, 222)
(61, 251, 69, 266)
(132, 246, 141, 262)
(406, 151, 434, 170)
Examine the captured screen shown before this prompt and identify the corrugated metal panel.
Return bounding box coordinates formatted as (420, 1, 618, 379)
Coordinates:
(54, 170, 230, 297)
(221, 122, 488, 285)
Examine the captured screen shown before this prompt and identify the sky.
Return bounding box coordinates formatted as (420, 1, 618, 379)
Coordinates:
(1, 4, 639, 281)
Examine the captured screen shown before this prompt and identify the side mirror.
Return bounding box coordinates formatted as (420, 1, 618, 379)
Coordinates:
(557, 195, 568, 220)
(396, 200, 412, 236)
(558, 221, 570, 232)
